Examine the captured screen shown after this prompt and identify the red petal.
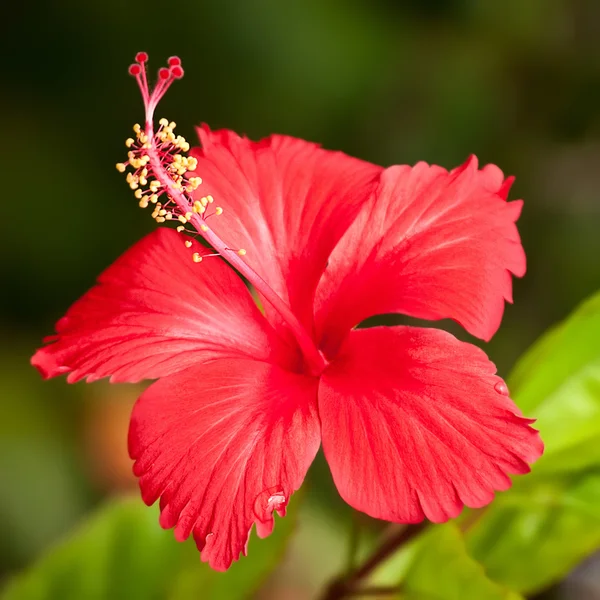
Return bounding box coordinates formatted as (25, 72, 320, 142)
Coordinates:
(191, 126, 382, 330)
(129, 358, 320, 571)
(32, 229, 291, 383)
(315, 157, 526, 355)
(319, 327, 542, 523)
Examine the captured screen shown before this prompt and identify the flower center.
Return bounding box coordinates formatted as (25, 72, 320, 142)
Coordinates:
(118, 53, 327, 377)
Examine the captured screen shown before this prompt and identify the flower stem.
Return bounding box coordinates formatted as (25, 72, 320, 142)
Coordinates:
(319, 523, 429, 600)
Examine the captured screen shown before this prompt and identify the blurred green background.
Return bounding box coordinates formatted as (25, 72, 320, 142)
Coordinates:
(1, 0, 600, 598)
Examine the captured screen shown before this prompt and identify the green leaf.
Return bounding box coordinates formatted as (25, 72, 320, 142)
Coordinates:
(509, 290, 600, 475)
(2, 495, 300, 600)
(465, 290, 600, 592)
(467, 469, 600, 594)
(396, 524, 522, 600)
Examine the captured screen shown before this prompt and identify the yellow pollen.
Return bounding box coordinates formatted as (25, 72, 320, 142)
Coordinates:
(206, 195, 214, 203)
(192, 252, 203, 263)
(237, 249, 247, 256)
(120, 116, 208, 232)
(185, 240, 193, 248)
(215, 206, 223, 216)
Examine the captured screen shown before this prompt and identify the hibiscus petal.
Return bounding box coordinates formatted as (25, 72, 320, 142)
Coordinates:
(319, 327, 543, 523)
(190, 127, 382, 330)
(315, 157, 526, 355)
(128, 358, 320, 571)
(32, 228, 291, 383)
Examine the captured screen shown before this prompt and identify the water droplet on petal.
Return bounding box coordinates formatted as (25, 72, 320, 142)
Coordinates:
(253, 486, 287, 522)
(494, 381, 509, 396)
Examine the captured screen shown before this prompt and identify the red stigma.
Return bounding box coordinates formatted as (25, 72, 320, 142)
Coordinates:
(170, 65, 184, 79)
(127, 54, 185, 118)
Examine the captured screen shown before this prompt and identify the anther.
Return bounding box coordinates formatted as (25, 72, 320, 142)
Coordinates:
(215, 207, 223, 216)
(185, 240, 193, 248)
(115, 163, 126, 173)
(177, 226, 185, 232)
(237, 249, 247, 256)
(192, 252, 203, 263)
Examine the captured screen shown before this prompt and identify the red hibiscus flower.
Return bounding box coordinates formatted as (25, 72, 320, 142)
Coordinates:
(32, 54, 543, 571)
